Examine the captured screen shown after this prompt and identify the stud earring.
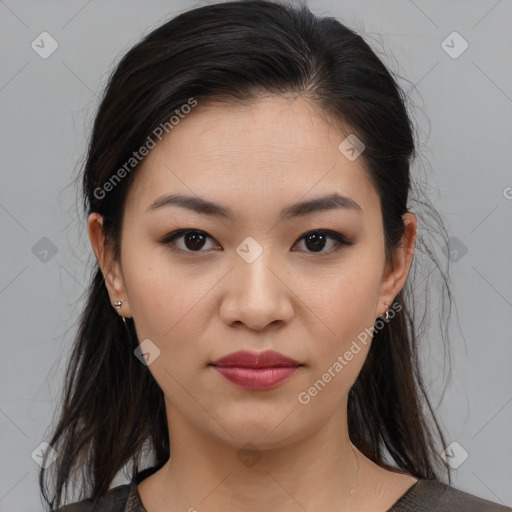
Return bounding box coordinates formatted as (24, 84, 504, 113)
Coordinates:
(112, 300, 128, 325)
(384, 304, 390, 321)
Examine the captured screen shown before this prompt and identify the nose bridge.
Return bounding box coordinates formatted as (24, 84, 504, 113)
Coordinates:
(221, 236, 293, 329)
(235, 236, 284, 298)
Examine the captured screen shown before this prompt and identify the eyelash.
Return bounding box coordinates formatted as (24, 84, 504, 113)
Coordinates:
(159, 229, 354, 256)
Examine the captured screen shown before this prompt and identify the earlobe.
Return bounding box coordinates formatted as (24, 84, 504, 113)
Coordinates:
(87, 212, 132, 318)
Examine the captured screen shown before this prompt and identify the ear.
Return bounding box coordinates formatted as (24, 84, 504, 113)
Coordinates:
(88, 212, 132, 318)
(376, 212, 417, 317)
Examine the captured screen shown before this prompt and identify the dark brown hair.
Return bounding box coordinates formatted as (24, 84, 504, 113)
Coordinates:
(40, 0, 454, 509)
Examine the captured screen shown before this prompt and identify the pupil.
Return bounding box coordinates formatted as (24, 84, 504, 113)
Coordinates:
(185, 232, 205, 250)
(306, 233, 326, 252)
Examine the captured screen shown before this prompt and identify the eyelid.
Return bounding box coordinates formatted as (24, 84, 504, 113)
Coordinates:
(159, 228, 355, 254)
(159, 229, 220, 250)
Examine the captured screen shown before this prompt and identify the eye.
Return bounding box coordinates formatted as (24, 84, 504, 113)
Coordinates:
(160, 228, 354, 255)
(292, 230, 354, 254)
(160, 229, 219, 253)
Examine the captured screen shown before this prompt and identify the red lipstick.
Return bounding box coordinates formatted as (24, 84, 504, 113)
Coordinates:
(210, 350, 301, 390)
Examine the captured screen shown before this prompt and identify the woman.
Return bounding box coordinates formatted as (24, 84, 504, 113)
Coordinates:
(40, 1, 511, 511)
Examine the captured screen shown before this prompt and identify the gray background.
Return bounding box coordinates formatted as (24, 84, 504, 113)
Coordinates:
(1, 0, 511, 510)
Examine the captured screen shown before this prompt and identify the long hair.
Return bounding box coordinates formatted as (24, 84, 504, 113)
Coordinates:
(40, 0, 454, 508)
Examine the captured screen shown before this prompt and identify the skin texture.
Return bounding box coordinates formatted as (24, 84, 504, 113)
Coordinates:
(88, 95, 418, 511)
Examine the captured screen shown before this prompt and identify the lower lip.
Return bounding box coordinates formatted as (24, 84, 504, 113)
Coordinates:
(212, 366, 300, 390)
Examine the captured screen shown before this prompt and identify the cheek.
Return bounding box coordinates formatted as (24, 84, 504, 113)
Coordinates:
(304, 290, 376, 407)
(306, 261, 382, 392)
(125, 267, 204, 340)
(120, 236, 189, 338)
(316, 268, 381, 345)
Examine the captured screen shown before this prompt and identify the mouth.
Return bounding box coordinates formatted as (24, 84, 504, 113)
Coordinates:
(209, 350, 303, 390)
(210, 365, 301, 390)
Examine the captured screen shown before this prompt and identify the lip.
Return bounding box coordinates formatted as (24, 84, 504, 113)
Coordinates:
(210, 350, 302, 390)
(211, 350, 301, 368)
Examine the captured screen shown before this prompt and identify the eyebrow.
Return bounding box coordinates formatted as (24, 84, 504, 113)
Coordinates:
(146, 192, 362, 219)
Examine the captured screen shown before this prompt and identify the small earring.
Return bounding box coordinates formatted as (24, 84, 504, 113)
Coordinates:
(384, 304, 390, 321)
(112, 301, 128, 325)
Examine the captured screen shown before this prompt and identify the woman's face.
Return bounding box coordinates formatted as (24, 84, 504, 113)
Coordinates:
(91, 95, 416, 450)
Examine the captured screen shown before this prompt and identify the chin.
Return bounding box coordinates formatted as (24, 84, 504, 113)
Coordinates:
(203, 408, 313, 451)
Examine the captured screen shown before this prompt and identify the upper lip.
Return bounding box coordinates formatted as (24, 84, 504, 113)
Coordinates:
(210, 350, 302, 368)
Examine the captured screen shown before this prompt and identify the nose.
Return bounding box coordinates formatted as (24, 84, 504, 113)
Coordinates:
(219, 249, 295, 331)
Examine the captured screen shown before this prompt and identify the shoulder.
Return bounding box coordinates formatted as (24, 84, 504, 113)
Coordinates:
(390, 479, 512, 512)
(52, 483, 133, 512)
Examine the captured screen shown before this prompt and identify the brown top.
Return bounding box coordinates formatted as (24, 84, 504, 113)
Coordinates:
(56, 471, 512, 512)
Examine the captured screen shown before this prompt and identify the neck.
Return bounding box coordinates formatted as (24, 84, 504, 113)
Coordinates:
(144, 405, 380, 512)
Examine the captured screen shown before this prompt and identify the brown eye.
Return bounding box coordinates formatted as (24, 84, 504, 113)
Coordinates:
(292, 230, 354, 254)
(303, 232, 328, 252)
(181, 231, 208, 251)
(160, 229, 354, 255)
(160, 230, 218, 253)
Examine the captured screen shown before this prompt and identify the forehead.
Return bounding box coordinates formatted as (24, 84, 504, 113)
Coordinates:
(125, 96, 379, 220)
